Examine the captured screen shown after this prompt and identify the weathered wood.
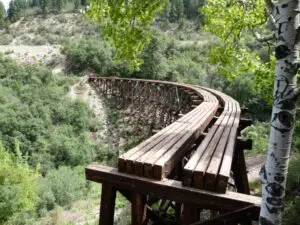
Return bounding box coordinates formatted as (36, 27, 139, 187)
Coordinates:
(175, 202, 182, 221)
(239, 118, 252, 132)
(146, 206, 169, 225)
(152, 105, 218, 179)
(99, 183, 116, 225)
(183, 204, 200, 225)
(232, 150, 250, 195)
(204, 103, 236, 191)
(236, 137, 253, 151)
(132, 193, 147, 225)
(190, 205, 258, 225)
(159, 200, 172, 213)
(216, 104, 241, 193)
(183, 125, 218, 186)
(86, 164, 261, 213)
(193, 111, 230, 189)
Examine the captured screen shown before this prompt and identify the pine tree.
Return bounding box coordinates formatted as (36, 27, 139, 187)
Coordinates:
(39, 0, 48, 14)
(0, 1, 5, 24)
(74, 0, 80, 10)
(7, 1, 18, 22)
(169, 0, 184, 22)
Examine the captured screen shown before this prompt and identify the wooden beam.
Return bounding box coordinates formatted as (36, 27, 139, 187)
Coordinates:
(86, 164, 261, 213)
(236, 137, 253, 150)
(146, 206, 169, 225)
(183, 204, 200, 225)
(175, 202, 182, 222)
(132, 193, 147, 225)
(241, 107, 248, 114)
(99, 183, 116, 225)
(232, 150, 250, 195)
(239, 118, 252, 132)
(190, 205, 258, 225)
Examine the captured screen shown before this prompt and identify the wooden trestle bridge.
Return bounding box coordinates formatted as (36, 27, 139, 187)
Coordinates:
(85, 76, 261, 225)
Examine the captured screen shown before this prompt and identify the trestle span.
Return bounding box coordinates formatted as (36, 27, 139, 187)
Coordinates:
(86, 76, 257, 225)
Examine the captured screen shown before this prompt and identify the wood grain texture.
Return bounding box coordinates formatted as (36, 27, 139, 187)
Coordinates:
(86, 164, 261, 212)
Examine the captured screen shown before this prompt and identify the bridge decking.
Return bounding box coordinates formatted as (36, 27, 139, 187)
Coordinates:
(86, 76, 257, 225)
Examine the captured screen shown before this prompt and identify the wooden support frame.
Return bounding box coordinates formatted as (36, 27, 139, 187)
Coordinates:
(99, 183, 116, 225)
(132, 193, 147, 225)
(183, 204, 200, 225)
(86, 164, 261, 213)
(87, 77, 259, 225)
(232, 150, 250, 195)
(190, 205, 259, 225)
(236, 137, 253, 150)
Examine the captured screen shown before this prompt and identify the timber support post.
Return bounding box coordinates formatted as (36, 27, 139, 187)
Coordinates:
(86, 77, 261, 225)
(99, 183, 116, 225)
(132, 193, 147, 225)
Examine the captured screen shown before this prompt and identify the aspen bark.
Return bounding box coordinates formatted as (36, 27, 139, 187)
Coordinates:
(259, 0, 299, 224)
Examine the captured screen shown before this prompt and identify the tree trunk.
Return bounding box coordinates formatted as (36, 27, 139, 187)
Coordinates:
(259, 1, 299, 224)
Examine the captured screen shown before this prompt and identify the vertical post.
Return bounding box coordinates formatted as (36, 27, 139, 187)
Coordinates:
(175, 202, 182, 222)
(132, 193, 147, 225)
(232, 150, 251, 225)
(99, 183, 116, 225)
(183, 204, 199, 225)
(232, 150, 250, 194)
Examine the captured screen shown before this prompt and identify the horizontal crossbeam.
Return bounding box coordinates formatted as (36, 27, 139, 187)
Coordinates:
(190, 205, 258, 225)
(86, 164, 261, 213)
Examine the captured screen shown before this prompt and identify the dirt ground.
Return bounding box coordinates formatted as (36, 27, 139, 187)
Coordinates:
(0, 44, 65, 74)
(245, 155, 266, 182)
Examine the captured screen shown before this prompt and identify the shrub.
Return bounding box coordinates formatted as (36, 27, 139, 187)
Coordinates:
(63, 38, 115, 74)
(38, 166, 86, 211)
(242, 122, 269, 156)
(0, 56, 99, 173)
(0, 34, 13, 45)
(0, 143, 38, 224)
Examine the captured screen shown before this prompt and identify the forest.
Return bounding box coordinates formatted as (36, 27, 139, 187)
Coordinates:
(0, 0, 299, 224)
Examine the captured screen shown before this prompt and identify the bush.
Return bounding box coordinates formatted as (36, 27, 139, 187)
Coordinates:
(63, 38, 116, 74)
(38, 166, 86, 212)
(0, 55, 100, 173)
(0, 143, 38, 224)
(0, 34, 13, 45)
(242, 122, 269, 156)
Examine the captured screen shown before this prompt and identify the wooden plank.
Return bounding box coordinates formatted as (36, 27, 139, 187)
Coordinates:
(131, 193, 147, 225)
(152, 105, 218, 179)
(86, 164, 261, 213)
(134, 121, 189, 176)
(192, 108, 232, 189)
(204, 103, 237, 191)
(184, 109, 228, 187)
(121, 100, 201, 172)
(118, 119, 184, 172)
(183, 125, 219, 186)
(142, 106, 213, 178)
(177, 102, 213, 123)
(99, 183, 116, 225)
(216, 103, 241, 193)
(204, 126, 231, 191)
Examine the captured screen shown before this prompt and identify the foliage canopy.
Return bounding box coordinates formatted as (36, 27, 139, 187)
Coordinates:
(85, 0, 167, 68)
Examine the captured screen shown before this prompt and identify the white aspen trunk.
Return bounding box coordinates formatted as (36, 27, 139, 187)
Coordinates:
(259, 0, 299, 224)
